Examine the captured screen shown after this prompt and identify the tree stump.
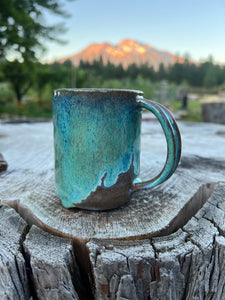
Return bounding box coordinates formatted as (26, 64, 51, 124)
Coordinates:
(0, 120, 225, 299)
(202, 102, 225, 124)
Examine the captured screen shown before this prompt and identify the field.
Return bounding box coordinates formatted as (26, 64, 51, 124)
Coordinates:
(0, 81, 222, 122)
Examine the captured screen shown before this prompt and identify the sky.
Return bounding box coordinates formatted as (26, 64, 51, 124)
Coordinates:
(42, 0, 225, 64)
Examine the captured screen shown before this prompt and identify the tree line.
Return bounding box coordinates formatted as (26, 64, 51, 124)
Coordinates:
(79, 57, 225, 89)
(1, 1, 225, 105)
(1, 56, 225, 104)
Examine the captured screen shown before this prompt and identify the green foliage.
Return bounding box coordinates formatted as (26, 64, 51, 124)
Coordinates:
(170, 100, 202, 122)
(79, 58, 225, 88)
(0, 101, 52, 118)
(1, 59, 35, 102)
(0, 0, 75, 104)
(157, 63, 167, 81)
(0, 83, 15, 103)
(1, 0, 223, 126)
(0, 0, 73, 62)
(1, 55, 225, 122)
(108, 77, 152, 95)
(203, 64, 218, 88)
(34, 63, 52, 102)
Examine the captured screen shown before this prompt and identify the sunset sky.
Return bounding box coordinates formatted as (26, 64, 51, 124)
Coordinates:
(43, 0, 225, 64)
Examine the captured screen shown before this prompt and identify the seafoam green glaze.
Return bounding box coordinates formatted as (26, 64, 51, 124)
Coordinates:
(52, 88, 181, 210)
(53, 89, 143, 210)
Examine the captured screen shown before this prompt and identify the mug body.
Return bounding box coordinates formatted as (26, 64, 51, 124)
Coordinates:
(52, 88, 143, 210)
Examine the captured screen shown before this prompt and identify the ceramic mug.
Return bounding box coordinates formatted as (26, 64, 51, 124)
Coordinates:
(52, 89, 181, 210)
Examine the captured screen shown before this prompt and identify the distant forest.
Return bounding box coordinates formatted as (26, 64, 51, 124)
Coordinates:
(1, 0, 224, 110)
(78, 56, 225, 89)
(1, 56, 225, 106)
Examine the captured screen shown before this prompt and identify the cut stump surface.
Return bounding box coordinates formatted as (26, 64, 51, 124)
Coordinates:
(1, 120, 225, 299)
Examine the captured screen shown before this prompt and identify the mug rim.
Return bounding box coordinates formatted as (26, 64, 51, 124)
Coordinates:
(53, 88, 143, 95)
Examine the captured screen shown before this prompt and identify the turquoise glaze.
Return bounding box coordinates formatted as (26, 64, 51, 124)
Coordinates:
(52, 89, 181, 210)
(132, 98, 182, 191)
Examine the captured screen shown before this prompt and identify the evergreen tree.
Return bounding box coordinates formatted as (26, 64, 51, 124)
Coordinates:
(126, 63, 139, 80)
(2, 60, 35, 102)
(203, 64, 217, 88)
(0, 0, 73, 62)
(0, 0, 74, 102)
(157, 63, 167, 80)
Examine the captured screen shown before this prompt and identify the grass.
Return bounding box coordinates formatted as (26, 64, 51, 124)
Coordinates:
(169, 100, 202, 122)
(0, 80, 204, 122)
(0, 101, 52, 119)
(0, 99, 203, 122)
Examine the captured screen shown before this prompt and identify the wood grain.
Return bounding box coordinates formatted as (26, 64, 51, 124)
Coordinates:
(1, 121, 225, 241)
(1, 120, 225, 299)
(87, 183, 225, 299)
(0, 205, 29, 299)
(23, 225, 84, 299)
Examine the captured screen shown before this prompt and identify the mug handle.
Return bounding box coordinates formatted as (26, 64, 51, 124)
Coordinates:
(132, 97, 182, 192)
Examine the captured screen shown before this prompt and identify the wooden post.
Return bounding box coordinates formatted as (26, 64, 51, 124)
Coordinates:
(1, 120, 225, 299)
(202, 102, 225, 124)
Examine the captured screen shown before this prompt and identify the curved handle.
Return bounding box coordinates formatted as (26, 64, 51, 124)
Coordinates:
(132, 98, 182, 192)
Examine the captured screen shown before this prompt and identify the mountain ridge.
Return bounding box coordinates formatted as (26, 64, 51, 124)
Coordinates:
(58, 39, 185, 70)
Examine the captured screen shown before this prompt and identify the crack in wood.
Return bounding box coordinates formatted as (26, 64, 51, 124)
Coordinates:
(203, 215, 225, 238)
(71, 240, 95, 299)
(0, 205, 30, 299)
(21, 240, 38, 300)
(14, 224, 37, 300)
(23, 225, 83, 299)
(179, 250, 193, 300)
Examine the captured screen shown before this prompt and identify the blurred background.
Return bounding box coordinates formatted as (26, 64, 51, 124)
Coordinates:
(0, 0, 225, 122)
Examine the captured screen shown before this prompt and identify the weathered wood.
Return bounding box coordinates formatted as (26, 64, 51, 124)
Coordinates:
(23, 225, 84, 299)
(87, 183, 225, 299)
(202, 102, 225, 123)
(0, 204, 89, 300)
(87, 239, 156, 299)
(0, 121, 225, 241)
(1, 120, 225, 299)
(0, 205, 30, 299)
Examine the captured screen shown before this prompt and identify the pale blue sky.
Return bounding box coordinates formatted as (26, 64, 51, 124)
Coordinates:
(42, 0, 225, 63)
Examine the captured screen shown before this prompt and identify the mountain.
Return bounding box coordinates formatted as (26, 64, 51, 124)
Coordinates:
(58, 39, 185, 69)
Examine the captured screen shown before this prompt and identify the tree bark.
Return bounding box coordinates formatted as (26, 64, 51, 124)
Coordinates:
(87, 183, 225, 299)
(0, 205, 30, 299)
(23, 225, 86, 299)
